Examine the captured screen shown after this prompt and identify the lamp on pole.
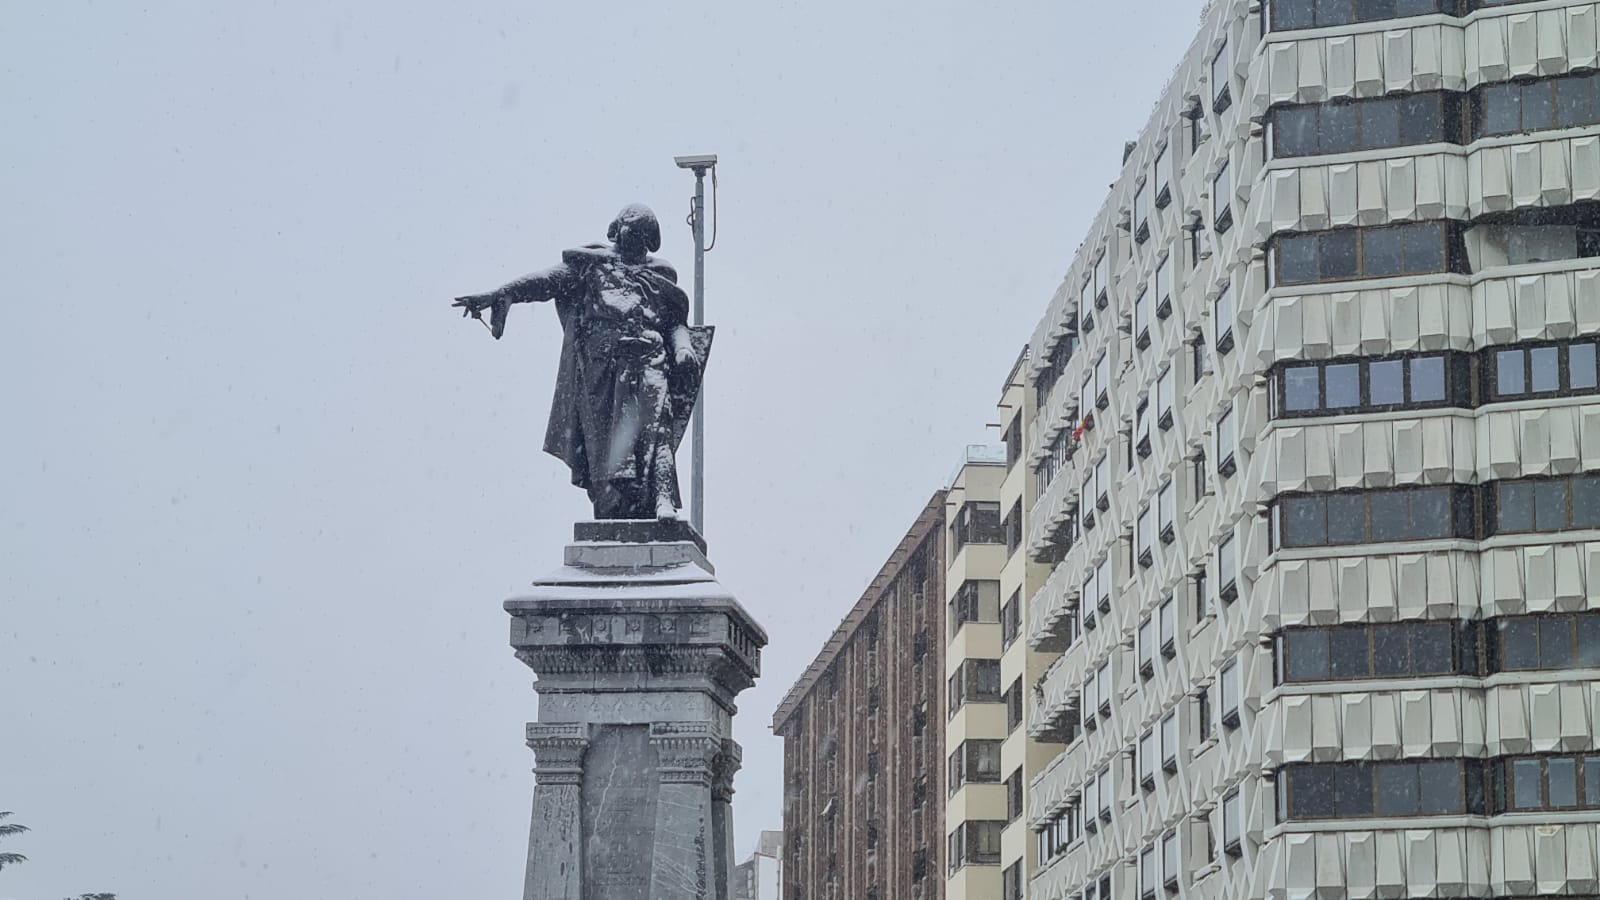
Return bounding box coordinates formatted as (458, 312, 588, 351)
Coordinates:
(674, 153, 717, 535)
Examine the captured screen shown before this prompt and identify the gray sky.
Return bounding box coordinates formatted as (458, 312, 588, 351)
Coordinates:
(1, 2, 1200, 897)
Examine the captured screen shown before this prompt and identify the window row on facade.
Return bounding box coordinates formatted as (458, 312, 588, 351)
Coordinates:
(1267, 0, 1543, 32)
(1276, 611, 1600, 682)
(1272, 206, 1600, 288)
(1279, 753, 1600, 820)
(1273, 475, 1600, 549)
(1268, 72, 1600, 159)
(1270, 336, 1600, 418)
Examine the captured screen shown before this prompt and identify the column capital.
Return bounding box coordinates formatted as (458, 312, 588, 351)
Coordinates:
(711, 739, 743, 802)
(649, 721, 721, 786)
(526, 723, 588, 786)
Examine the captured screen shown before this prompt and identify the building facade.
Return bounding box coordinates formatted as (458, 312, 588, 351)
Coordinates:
(734, 830, 784, 900)
(773, 493, 948, 900)
(944, 445, 1011, 900)
(1022, 2, 1600, 900)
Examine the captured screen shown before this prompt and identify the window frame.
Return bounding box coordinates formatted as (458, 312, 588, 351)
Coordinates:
(1273, 221, 1461, 287)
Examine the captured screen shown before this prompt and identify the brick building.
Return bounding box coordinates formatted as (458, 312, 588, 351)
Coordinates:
(772, 493, 948, 900)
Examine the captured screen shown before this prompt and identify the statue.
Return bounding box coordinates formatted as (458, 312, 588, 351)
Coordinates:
(452, 204, 711, 521)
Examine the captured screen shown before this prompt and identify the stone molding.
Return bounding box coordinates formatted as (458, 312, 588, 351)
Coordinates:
(711, 739, 742, 803)
(526, 723, 588, 787)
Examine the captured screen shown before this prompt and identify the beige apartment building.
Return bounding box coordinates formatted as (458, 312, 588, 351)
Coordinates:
(1019, 1, 1600, 899)
(944, 382, 1068, 900)
(943, 446, 1010, 900)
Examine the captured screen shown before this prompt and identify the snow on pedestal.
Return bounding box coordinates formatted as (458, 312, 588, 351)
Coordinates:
(506, 521, 766, 900)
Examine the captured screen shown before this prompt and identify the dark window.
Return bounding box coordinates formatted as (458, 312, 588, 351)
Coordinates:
(1270, 92, 1457, 158)
(1000, 589, 1021, 648)
(1006, 768, 1024, 822)
(1489, 340, 1600, 400)
(948, 740, 1004, 795)
(1280, 620, 1476, 682)
(1003, 501, 1023, 557)
(949, 579, 1001, 638)
(951, 501, 1003, 551)
(1282, 760, 1479, 819)
(947, 820, 1003, 872)
(1276, 486, 1475, 547)
(1005, 678, 1023, 733)
(1274, 222, 1457, 285)
(1269, 0, 1447, 31)
(1494, 612, 1600, 672)
(1475, 73, 1600, 138)
(948, 658, 1002, 717)
(1490, 475, 1600, 535)
(1492, 754, 1600, 812)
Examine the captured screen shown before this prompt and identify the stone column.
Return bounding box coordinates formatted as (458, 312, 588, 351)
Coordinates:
(711, 740, 743, 900)
(647, 722, 720, 900)
(523, 723, 588, 900)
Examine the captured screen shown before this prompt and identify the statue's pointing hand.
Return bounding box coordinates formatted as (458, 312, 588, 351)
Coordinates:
(452, 292, 510, 340)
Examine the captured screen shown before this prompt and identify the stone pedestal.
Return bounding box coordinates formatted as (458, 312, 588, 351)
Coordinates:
(506, 521, 766, 900)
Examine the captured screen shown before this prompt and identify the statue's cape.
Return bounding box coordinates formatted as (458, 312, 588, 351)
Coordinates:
(539, 246, 710, 491)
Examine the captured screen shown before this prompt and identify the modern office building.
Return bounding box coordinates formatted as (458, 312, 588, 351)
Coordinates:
(996, 351, 1072, 900)
(1021, 2, 1600, 900)
(734, 830, 784, 900)
(773, 493, 948, 900)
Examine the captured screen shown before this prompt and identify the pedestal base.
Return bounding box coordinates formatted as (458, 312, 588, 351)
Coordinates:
(506, 523, 765, 900)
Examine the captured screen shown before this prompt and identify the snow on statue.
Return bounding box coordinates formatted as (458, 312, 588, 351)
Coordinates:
(452, 204, 712, 520)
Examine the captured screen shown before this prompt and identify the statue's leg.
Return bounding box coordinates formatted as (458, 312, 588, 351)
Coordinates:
(652, 441, 678, 520)
(637, 362, 676, 519)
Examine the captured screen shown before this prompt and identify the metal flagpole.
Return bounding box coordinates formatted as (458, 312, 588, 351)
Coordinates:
(675, 153, 716, 535)
(690, 167, 706, 534)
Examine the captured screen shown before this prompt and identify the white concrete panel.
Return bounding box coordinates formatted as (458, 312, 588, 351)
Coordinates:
(1416, 152, 1448, 219)
(1572, 5, 1600, 73)
(1359, 285, 1388, 355)
(1561, 681, 1592, 751)
(1346, 830, 1378, 900)
(1343, 692, 1372, 761)
(1506, 11, 1541, 80)
(1542, 138, 1574, 207)
(1575, 133, 1600, 202)
(1298, 41, 1327, 102)
(1371, 692, 1400, 759)
(1268, 41, 1300, 105)
(1327, 164, 1358, 227)
(1281, 693, 1312, 764)
(1529, 681, 1562, 752)
(1354, 31, 1383, 97)
(1537, 7, 1568, 75)
(1374, 830, 1405, 897)
(1326, 34, 1357, 99)
(1283, 831, 1318, 900)
(1499, 825, 1536, 897)
(1524, 542, 1557, 613)
(1534, 824, 1569, 895)
(1400, 691, 1432, 758)
(1405, 829, 1438, 898)
(1385, 156, 1418, 225)
(1432, 690, 1462, 756)
(1570, 823, 1600, 894)
(1477, 14, 1510, 83)
(1510, 142, 1544, 210)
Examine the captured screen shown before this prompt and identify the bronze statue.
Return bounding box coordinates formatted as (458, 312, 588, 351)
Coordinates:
(453, 204, 711, 521)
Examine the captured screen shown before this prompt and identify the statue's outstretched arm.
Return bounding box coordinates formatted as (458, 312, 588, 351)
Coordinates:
(451, 262, 575, 340)
(487, 263, 575, 306)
